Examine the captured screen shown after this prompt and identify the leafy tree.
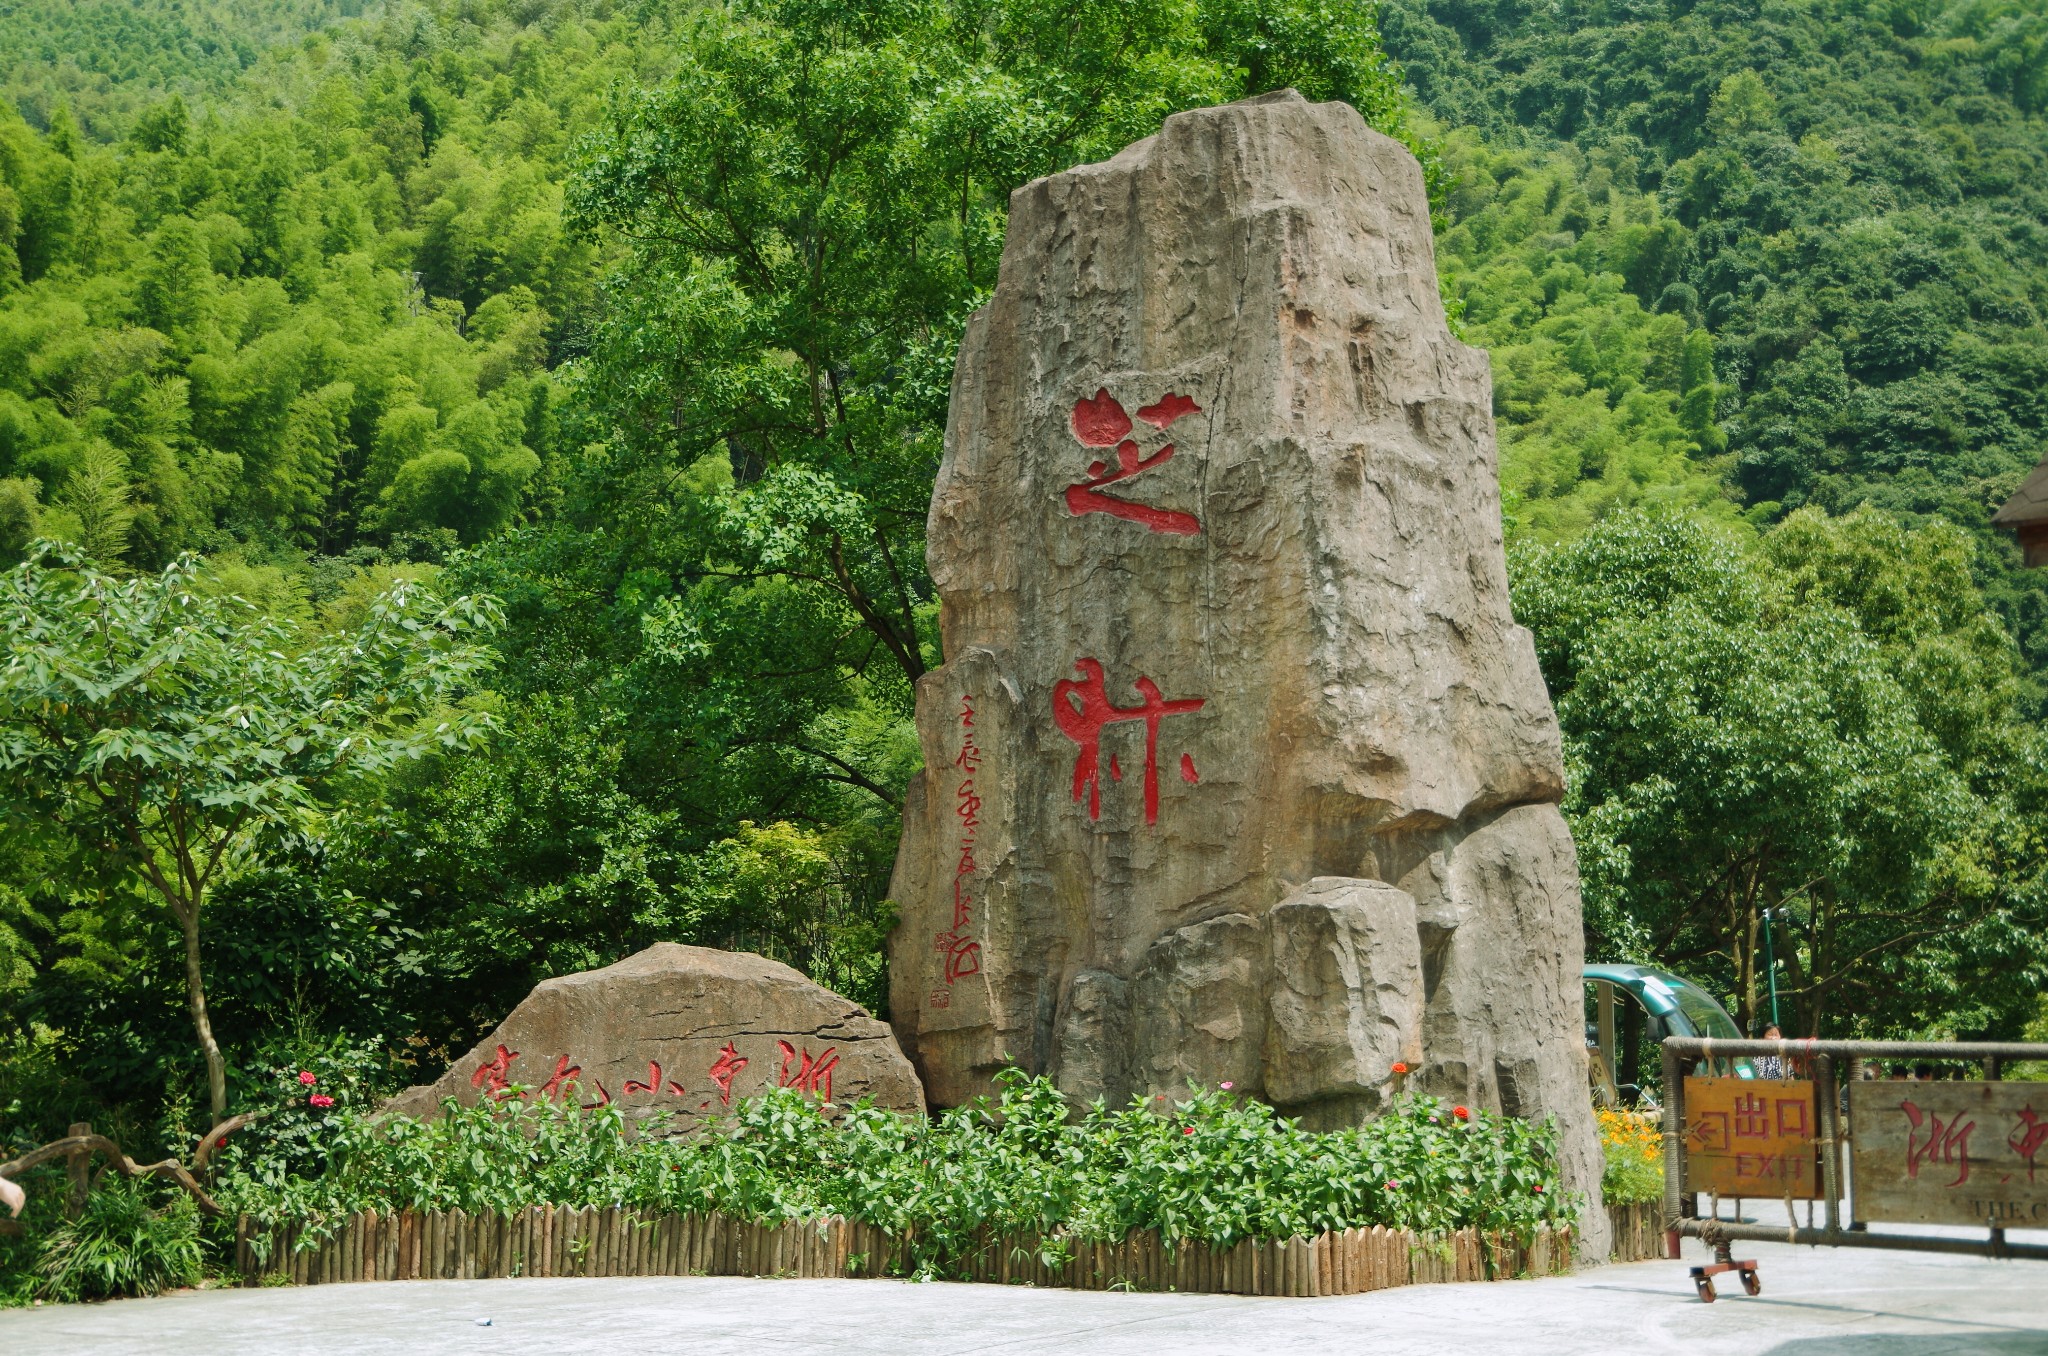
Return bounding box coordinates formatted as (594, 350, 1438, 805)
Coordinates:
(1516, 510, 2045, 1037)
(0, 544, 498, 1116)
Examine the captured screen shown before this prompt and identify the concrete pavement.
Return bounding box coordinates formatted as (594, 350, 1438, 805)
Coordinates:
(6, 1234, 2045, 1355)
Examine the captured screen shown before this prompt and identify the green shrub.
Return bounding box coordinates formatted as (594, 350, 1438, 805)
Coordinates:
(219, 1071, 1575, 1278)
(35, 1180, 203, 1302)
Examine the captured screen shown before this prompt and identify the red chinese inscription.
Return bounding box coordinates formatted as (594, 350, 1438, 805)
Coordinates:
(623, 1061, 688, 1098)
(777, 1041, 840, 1100)
(469, 1044, 519, 1100)
(1064, 388, 1202, 536)
(1732, 1092, 1769, 1140)
(1901, 1099, 1975, 1188)
(933, 694, 983, 988)
(537, 1054, 582, 1101)
(708, 1042, 748, 1107)
(1054, 658, 1205, 825)
(2008, 1107, 2047, 1184)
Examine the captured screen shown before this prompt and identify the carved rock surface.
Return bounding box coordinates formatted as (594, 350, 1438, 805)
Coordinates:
(383, 944, 924, 1129)
(886, 89, 1603, 1253)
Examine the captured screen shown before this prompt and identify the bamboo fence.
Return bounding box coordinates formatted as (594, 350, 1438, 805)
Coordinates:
(1605, 1200, 1666, 1264)
(236, 1206, 1598, 1297)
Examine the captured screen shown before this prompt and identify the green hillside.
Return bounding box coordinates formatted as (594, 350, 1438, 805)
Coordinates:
(1387, 0, 2048, 674)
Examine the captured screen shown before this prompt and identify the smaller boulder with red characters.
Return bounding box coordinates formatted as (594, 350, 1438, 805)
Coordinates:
(381, 944, 925, 1131)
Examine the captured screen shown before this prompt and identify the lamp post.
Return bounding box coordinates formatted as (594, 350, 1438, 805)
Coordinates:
(1761, 907, 1782, 1030)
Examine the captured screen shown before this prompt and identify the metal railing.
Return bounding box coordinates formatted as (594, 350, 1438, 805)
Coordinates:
(1659, 1037, 2048, 1262)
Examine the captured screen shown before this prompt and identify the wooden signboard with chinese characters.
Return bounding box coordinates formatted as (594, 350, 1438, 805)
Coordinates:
(1683, 1076, 1823, 1199)
(1849, 1081, 2048, 1228)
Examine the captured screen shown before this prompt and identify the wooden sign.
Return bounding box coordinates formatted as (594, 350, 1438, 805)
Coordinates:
(1683, 1076, 1823, 1199)
(1849, 1080, 2048, 1228)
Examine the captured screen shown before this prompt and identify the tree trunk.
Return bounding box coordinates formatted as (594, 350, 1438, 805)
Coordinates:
(181, 909, 227, 1121)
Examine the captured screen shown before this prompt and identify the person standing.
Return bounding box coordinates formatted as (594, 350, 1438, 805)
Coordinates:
(1754, 1023, 1787, 1078)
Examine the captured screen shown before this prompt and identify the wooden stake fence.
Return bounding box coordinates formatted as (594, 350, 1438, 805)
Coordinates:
(237, 1206, 1606, 1296)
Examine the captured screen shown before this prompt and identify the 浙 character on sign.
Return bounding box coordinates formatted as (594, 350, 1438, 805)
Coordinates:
(1901, 1099, 1974, 1188)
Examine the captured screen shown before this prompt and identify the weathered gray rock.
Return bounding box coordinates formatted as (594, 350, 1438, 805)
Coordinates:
(383, 944, 924, 1130)
(885, 88, 1604, 1255)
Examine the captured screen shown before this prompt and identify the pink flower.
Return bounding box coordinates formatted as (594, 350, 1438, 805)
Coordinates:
(1183, 1126, 1196, 1136)
(1453, 1105, 1470, 1121)
(308, 1093, 335, 1109)
(1219, 1081, 1233, 1090)
(298, 1071, 317, 1086)
(1384, 1180, 1399, 1190)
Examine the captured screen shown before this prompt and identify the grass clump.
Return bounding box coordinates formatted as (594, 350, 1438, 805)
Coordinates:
(34, 1180, 203, 1302)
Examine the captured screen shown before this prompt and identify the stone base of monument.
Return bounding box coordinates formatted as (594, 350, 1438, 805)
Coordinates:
(236, 1205, 1582, 1295)
(379, 944, 924, 1130)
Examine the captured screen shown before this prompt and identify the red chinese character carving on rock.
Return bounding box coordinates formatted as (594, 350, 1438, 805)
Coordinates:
(1054, 658, 1205, 825)
(708, 1043, 748, 1107)
(934, 693, 984, 990)
(777, 1041, 840, 1100)
(1064, 388, 1202, 535)
(470, 1044, 519, 1100)
(537, 1055, 582, 1101)
(624, 1061, 688, 1098)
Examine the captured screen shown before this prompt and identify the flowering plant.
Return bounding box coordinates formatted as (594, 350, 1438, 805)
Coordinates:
(1597, 1107, 1663, 1204)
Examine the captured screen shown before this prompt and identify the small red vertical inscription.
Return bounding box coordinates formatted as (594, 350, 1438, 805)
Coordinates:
(1063, 388, 1203, 535)
(1053, 658, 1205, 825)
(933, 694, 984, 989)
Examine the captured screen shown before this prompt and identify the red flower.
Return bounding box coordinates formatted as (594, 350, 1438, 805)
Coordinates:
(1183, 1125, 1196, 1136)
(215, 1137, 229, 1149)
(1390, 1062, 1409, 1075)
(308, 1093, 335, 1109)
(1453, 1105, 1470, 1121)
(298, 1071, 318, 1086)
(1533, 1184, 1545, 1194)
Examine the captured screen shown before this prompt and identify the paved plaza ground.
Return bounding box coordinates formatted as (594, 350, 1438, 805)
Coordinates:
(6, 1229, 2046, 1356)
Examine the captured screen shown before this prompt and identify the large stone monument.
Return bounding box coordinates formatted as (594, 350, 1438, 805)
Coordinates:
(384, 944, 924, 1131)
(885, 89, 1605, 1250)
